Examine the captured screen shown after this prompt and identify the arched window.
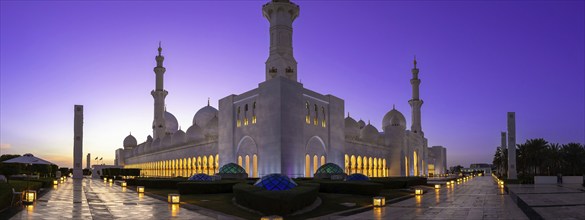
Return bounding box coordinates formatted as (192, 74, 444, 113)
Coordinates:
(252, 102, 257, 124)
(314, 104, 318, 125)
(305, 102, 310, 124)
(305, 154, 311, 177)
(237, 107, 241, 127)
(321, 107, 326, 128)
(244, 104, 249, 126)
(253, 154, 258, 177)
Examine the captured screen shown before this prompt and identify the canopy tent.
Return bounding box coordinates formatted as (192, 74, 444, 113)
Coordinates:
(2, 153, 55, 165)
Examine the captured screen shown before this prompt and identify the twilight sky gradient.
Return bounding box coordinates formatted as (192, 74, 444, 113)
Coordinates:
(1, 0, 583, 168)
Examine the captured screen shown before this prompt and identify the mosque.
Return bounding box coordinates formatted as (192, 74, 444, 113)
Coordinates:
(114, 0, 447, 178)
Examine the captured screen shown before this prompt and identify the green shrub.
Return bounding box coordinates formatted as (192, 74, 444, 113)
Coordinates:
(314, 180, 383, 195)
(369, 179, 407, 189)
(177, 180, 241, 194)
(126, 178, 187, 189)
(233, 182, 319, 216)
(0, 163, 22, 176)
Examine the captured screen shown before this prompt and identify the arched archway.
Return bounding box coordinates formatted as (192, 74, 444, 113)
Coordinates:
(236, 136, 259, 177)
(305, 136, 327, 177)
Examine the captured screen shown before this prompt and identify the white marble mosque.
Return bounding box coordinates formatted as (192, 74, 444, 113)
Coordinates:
(114, 0, 447, 178)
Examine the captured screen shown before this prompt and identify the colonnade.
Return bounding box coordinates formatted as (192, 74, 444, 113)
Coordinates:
(344, 154, 388, 177)
(126, 154, 219, 177)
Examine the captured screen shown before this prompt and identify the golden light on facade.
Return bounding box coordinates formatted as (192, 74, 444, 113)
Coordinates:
(168, 194, 180, 204)
(372, 196, 386, 207)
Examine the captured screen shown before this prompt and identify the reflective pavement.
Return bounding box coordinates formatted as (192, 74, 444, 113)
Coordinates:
(339, 176, 528, 220)
(507, 183, 585, 219)
(9, 178, 228, 220)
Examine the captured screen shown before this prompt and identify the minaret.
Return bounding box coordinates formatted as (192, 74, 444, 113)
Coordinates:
(500, 132, 507, 175)
(262, 0, 299, 81)
(408, 57, 424, 135)
(507, 112, 517, 179)
(151, 42, 168, 139)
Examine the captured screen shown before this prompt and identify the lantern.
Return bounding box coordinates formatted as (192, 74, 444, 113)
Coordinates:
(109, 179, 113, 183)
(372, 196, 385, 207)
(121, 181, 127, 187)
(450, 180, 455, 184)
(415, 189, 423, 195)
(137, 186, 145, 193)
(103, 177, 107, 182)
(435, 184, 440, 189)
(260, 216, 283, 220)
(168, 194, 180, 204)
(53, 180, 59, 185)
(23, 190, 36, 205)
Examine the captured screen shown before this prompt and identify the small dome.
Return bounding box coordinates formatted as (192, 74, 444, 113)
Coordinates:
(382, 108, 406, 130)
(218, 163, 247, 174)
(357, 120, 366, 129)
(140, 142, 154, 153)
(152, 138, 161, 149)
(162, 134, 172, 146)
(315, 163, 344, 175)
(188, 173, 212, 182)
(172, 129, 186, 145)
(164, 111, 179, 134)
(346, 173, 370, 181)
(193, 105, 218, 128)
(360, 123, 379, 141)
(186, 124, 204, 141)
(345, 116, 360, 138)
(204, 115, 218, 136)
(254, 174, 298, 191)
(123, 134, 137, 149)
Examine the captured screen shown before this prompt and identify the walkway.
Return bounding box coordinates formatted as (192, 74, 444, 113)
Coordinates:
(507, 183, 585, 219)
(339, 176, 528, 219)
(9, 178, 232, 220)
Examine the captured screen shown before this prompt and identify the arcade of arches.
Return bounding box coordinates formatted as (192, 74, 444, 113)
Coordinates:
(344, 154, 389, 177)
(126, 154, 219, 177)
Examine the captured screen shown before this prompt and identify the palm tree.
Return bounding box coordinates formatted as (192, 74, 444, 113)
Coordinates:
(560, 143, 585, 175)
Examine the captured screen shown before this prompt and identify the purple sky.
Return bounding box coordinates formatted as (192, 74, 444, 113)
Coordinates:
(1, 0, 583, 168)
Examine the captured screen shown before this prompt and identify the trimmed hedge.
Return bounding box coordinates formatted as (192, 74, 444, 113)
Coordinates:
(233, 182, 319, 216)
(126, 178, 187, 189)
(177, 180, 241, 194)
(314, 180, 383, 195)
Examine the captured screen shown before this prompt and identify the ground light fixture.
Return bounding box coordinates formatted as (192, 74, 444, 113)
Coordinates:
(103, 178, 107, 182)
(137, 186, 145, 193)
(372, 196, 386, 207)
(415, 189, 424, 195)
(53, 180, 58, 185)
(435, 184, 440, 189)
(109, 179, 113, 183)
(121, 181, 127, 187)
(23, 190, 36, 205)
(261, 215, 284, 220)
(168, 194, 180, 204)
(450, 180, 455, 184)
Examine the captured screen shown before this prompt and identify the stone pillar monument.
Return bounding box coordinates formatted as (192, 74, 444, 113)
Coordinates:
(86, 153, 91, 169)
(507, 112, 517, 179)
(500, 132, 507, 175)
(73, 105, 83, 179)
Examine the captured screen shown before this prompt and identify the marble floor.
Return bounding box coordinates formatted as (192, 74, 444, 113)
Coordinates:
(507, 183, 585, 219)
(335, 176, 528, 220)
(9, 178, 235, 220)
